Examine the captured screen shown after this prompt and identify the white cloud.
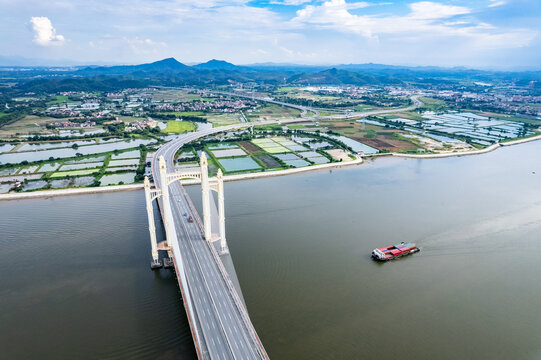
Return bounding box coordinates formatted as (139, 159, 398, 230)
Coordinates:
(126, 37, 167, 54)
(293, 0, 535, 49)
(409, 1, 470, 19)
(488, 0, 506, 7)
(270, 0, 313, 5)
(30, 16, 65, 46)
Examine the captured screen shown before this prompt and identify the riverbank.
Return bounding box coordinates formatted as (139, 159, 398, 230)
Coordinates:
(0, 158, 363, 200)
(2, 132, 539, 201)
(0, 183, 143, 201)
(380, 134, 541, 160)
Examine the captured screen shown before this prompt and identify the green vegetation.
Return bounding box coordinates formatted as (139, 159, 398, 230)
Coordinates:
(159, 111, 205, 117)
(277, 87, 298, 92)
(164, 121, 196, 133)
(47, 95, 69, 105)
(50, 168, 100, 178)
(418, 97, 448, 112)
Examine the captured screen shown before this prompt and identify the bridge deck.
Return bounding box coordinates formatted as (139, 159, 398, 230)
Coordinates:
(153, 131, 270, 360)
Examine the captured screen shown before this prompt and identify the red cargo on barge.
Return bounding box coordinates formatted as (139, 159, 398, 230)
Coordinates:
(371, 242, 420, 261)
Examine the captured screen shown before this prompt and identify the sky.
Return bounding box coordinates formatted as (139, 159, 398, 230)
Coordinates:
(0, 0, 540, 68)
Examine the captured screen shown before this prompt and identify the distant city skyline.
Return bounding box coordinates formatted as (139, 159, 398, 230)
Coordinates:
(1, 0, 540, 69)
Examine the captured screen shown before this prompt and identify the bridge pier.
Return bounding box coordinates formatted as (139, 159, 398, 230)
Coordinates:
(144, 176, 161, 269)
(216, 169, 228, 254)
(159, 156, 174, 258)
(200, 153, 213, 242)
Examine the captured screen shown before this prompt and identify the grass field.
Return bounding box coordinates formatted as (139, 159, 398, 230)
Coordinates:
(419, 97, 448, 112)
(184, 94, 201, 101)
(276, 87, 298, 92)
(159, 111, 205, 117)
(48, 95, 69, 105)
(164, 121, 196, 133)
(0, 115, 59, 136)
(246, 104, 301, 121)
(50, 168, 100, 178)
(206, 113, 243, 126)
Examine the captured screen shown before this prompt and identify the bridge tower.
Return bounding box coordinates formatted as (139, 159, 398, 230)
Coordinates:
(200, 153, 212, 242)
(144, 153, 229, 268)
(144, 176, 161, 268)
(159, 156, 174, 252)
(201, 153, 228, 254)
(216, 169, 227, 253)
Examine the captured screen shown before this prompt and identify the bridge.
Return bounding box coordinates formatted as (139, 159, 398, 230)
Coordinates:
(144, 127, 272, 359)
(142, 93, 423, 359)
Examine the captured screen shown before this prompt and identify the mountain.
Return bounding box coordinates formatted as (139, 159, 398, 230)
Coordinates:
(7, 57, 541, 94)
(194, 59, 241, 71)
(77, 57, 192, 76)
(136, 57, 190, 71)
(288, 68, 403, 86)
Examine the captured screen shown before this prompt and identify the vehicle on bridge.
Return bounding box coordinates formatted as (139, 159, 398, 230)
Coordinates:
(371, 242, 419, 261)
(187, 215, 194, 223)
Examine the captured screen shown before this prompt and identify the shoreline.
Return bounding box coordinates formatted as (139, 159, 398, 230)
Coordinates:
(0, 158, 363, 200)
(2, 133, 540, 201)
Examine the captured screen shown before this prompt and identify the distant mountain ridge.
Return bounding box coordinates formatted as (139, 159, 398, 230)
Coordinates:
(6, 57, 541, 93)
(288, 68, 403, 85)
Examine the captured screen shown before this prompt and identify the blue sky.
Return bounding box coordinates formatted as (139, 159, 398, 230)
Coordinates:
(0, 0, 540, 68)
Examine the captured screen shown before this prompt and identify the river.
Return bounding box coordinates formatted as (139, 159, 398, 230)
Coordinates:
(1, 141, 541, 359)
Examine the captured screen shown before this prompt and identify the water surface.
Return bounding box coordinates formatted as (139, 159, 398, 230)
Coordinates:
(2, 141, 541, 360)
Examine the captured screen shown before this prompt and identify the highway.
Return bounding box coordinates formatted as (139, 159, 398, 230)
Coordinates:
(150, 93, 423, 359)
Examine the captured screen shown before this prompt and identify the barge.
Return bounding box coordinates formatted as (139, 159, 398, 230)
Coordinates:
(371, 242, 419, 261)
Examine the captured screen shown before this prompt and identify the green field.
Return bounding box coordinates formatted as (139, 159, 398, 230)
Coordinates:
(419, 97, 448, 112)
(206, 113, 243, 126)
(184, 94, 201, 101)
(164, 120, 196, 133)
(159, 111, 205, 117)
(50, 168, 99, 178)
(48, 95, 69, 105)
(276, 87, 298, 92)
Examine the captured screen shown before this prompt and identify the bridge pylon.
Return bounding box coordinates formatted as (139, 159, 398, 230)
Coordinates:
(145, 154, 229, 266)
(200, 153, 212, 243)
(143, 175, 162, 269)
(214, 169, 227, 254)
(159, 156, 174, 254)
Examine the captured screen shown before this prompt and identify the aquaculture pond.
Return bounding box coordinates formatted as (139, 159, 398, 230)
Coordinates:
(60, 162, 103, 171)
(218, 157, 261, 172)
(112, 150, 140, 159)
(284, 159, 310, 168)
(327, 135, 379, 154)
(0, 183, 12, 193)
(99, 173, 136, 185)
(211, 149, 247, 158)
(207, 143, 239, 150)
(0, 144, 15, 153)
(0, 139, 156, 164)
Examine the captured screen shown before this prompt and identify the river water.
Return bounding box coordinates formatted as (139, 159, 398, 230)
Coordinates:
(2, 141, 541, 359)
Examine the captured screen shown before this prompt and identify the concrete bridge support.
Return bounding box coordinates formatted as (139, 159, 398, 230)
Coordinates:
(216, 169, 227, 253)
(159, 156, 174, 255)
(200, 153, 212, 242)
(144, 176, 161, 268)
